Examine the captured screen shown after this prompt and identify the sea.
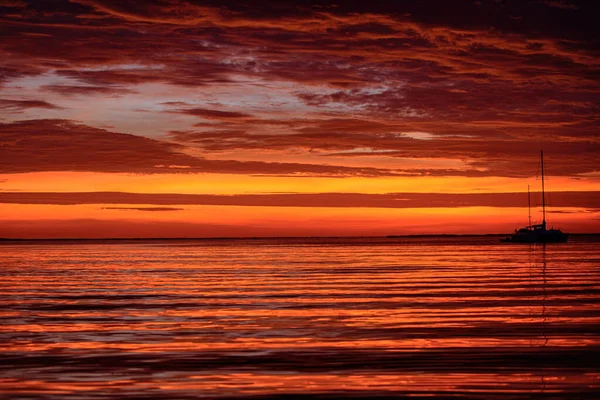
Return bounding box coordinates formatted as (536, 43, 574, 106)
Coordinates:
(1, 236, 599, 399)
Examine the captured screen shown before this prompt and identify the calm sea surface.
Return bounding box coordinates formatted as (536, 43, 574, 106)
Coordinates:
(1, 236, 599, 399)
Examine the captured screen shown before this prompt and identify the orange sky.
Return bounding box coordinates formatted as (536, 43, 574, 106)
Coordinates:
(1, 1, 599, 237)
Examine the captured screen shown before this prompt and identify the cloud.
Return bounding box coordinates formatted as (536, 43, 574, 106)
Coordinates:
(3, 1, 597, 89)
(160, 101, 191, 107)
(66, 0, 222, 25)
(0, 1, 598, 179)
(0, 119, 400, 176)
(174, 108, 254, 121)
(0, 64, 45, 87)
(0, 119, 199, 174)
(1, 191, 598, 209)
(41, 84, 135, 96)
(0, 0, 27, 8)
(101, 207, 184, 211)
(543, 1, 579, 10)
(0, 99, 63, 112)
(169, 117, 600, 177)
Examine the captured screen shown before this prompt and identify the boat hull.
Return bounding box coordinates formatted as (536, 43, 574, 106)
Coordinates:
(503, 231, 569, 243)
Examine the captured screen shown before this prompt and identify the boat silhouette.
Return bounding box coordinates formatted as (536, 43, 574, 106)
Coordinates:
(502, 151, 569, 243)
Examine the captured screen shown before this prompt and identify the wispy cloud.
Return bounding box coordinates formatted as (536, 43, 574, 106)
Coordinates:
(0, 99, 63, 112)
(42, 84, 134, 96)
(101, 207, 184, 212)
(2, 191, 598, 209)
(174, 108, 254, 121)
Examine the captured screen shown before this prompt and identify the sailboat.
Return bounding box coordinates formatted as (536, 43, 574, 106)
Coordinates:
(502, 151, 569, 243)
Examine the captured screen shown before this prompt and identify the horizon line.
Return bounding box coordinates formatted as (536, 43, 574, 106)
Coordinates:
(2, 233, 600, 242)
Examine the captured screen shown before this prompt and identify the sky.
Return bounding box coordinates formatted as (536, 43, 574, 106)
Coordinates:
(1, 0, 599, 238)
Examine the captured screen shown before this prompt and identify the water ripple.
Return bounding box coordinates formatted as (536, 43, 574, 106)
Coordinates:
(1, 236, 599, 398)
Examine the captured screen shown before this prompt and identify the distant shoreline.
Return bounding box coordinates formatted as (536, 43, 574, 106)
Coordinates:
(1, 233, 599, 242)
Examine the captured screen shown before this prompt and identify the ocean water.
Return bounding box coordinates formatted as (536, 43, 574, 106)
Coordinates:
(1, 236, 599, 399)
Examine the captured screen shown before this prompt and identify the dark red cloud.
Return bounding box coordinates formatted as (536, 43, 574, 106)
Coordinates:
(3, 1, 597, 89)
(41, 84, 134, 96)
(543, 1, 579, 10)
(0, 119, 200, 174)
(174, 108, 254, 121)
(1, 191, 598, 209)
(169, 117, 600, 177)
(0, 119, 399, 176)
(0, 1, 598, 178)
(0, 99, 63, 111)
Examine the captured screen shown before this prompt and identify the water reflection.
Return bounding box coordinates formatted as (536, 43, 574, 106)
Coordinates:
(531, 244, 549, 395)
(0, 237, 598, 398)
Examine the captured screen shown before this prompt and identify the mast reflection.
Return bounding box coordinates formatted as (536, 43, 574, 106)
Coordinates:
(534, 243, 548, 393)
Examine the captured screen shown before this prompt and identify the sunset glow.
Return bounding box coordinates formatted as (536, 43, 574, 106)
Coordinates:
(1, 0, 599, 237)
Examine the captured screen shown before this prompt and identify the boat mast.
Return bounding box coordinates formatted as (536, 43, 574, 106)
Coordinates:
(528, 185, 532, 226)
(541, 150, 546, 228)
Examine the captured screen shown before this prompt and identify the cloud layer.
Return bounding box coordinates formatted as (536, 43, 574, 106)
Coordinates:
(0, 0, 598, 178)
(0, 119, 395, 176)
(1, 191, 598, 209)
